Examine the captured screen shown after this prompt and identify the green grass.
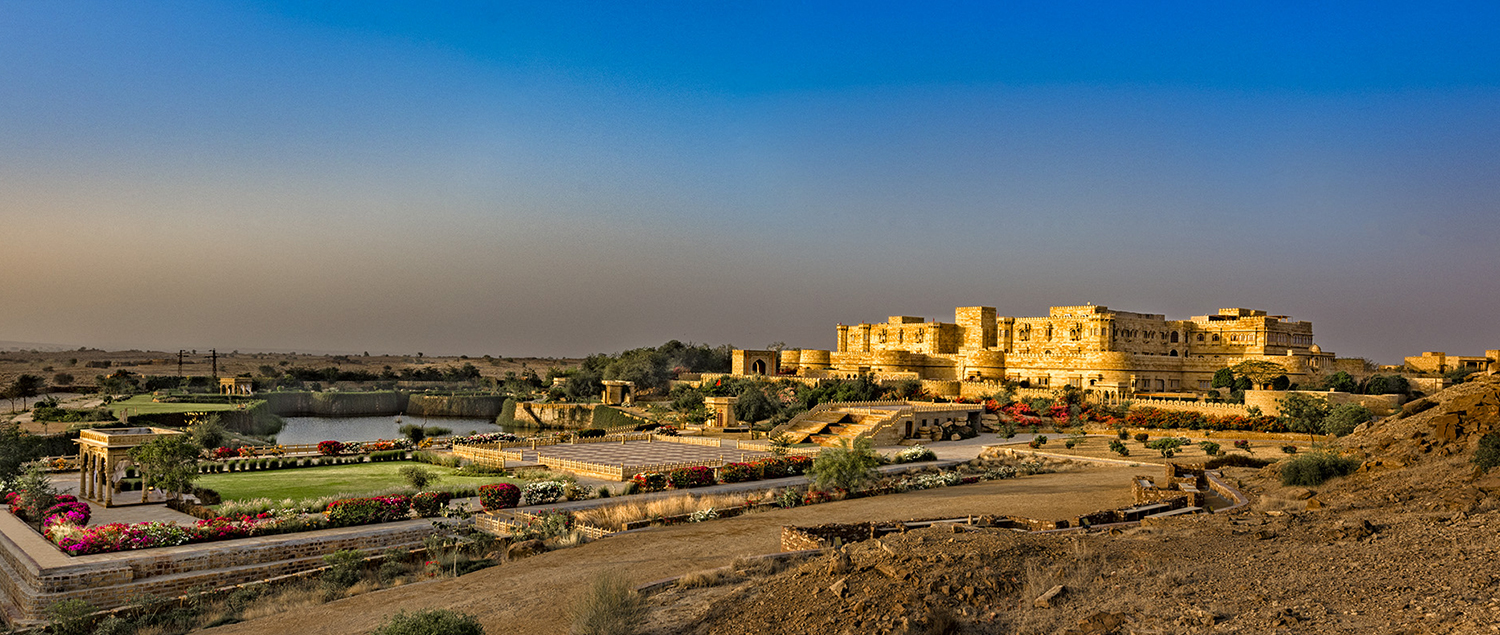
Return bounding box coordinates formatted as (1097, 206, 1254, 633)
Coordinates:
(110, 394, 247, 416)
(195, 461, 523, 501)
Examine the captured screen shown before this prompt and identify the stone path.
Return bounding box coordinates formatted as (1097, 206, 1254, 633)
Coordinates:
(529, 440, 774, 466)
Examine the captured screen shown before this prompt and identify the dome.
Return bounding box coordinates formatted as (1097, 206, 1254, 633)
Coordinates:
(1309, 344, 1322, 354)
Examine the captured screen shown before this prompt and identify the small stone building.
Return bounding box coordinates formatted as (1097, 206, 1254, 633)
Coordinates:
(75, 427, 185, 507)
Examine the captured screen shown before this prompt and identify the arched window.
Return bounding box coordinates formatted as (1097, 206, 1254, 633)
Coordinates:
(1169, 350, 1178, 357)
(1212, 334, 1221, 342)
(1170, 332, 1179, 343)
(1196, 333, 1204, 342)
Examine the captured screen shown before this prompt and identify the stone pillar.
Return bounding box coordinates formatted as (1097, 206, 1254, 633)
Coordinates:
(85, 454, 96, 501)
(103, 458, 114, 507)
(78, 451, 89, 499)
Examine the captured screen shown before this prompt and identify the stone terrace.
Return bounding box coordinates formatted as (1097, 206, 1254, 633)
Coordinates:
(521, 441, 774, 466)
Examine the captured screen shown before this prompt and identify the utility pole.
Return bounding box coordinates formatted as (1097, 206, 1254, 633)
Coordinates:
(177, 350, 187, 378)
(211, 349, 218, 378)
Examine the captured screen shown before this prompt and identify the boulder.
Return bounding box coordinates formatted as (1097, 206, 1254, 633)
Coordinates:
(507, 539, 546, 560)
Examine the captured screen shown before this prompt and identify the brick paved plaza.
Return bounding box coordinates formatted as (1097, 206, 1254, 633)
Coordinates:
(528, 440, 774, 466)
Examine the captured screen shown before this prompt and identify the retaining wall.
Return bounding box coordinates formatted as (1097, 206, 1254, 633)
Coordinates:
(0, 513, 430, 625)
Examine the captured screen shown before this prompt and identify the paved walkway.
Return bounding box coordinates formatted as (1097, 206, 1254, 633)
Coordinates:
(47, 473, 199, 524)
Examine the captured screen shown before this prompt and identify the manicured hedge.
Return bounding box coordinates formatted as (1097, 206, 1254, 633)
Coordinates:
(411, 491, 455, 517)
(631, 472, 668, 492)
(666, 466, 716, 489)
(718, 462, 762, 483)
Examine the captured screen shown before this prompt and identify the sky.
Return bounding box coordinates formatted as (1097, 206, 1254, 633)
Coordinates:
(2, 1, 1498, 363)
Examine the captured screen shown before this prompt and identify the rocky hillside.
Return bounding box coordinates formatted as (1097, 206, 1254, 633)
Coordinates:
(644, 376, 1500, 634)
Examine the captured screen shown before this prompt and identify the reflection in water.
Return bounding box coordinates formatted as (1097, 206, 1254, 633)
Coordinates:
(275, 415, 528, 445)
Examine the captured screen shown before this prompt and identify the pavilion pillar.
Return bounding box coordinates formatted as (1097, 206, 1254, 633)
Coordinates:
(78, 451, 89, 500)
(86, 454, 97, 501)
(103, 457, 114, 507)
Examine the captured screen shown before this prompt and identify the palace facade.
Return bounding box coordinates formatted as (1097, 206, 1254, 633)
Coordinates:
(742, 305, 1371, 398)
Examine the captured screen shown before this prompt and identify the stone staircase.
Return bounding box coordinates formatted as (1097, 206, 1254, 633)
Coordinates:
(770, 402, 910, 447)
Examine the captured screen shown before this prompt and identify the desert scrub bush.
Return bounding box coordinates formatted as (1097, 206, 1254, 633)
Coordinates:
(892, 444, 936, 464)
(320, 549, 366, 589)
(1108, 439, 1129, 456)
(1279, 452, 1359, 486)
(46, 598, 96, 635)
(809, 438, 881, 491)
(1117, 428, 1129, 440)
(569, 571, 646, 635)
(1028, 435, 1048, 449)
(1133, 432, 1150, 443)
(1233, 439, 1252, 452)
(1198, 441, 1221, 456)
(1281, 444, 1299, 454)
(1473, 432, 1500, 473)
(372, 609, 485, 635)
(676, 567, 742, 589)
(1145, 437, 1185, 458)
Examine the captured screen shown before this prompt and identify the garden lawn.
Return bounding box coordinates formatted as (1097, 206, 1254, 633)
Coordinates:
(195, 461, 523, 501)
(110, 394, 246, 416)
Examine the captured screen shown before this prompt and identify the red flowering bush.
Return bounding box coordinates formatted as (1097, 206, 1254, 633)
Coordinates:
(325, 495, 412, 527)
(237, 446, 257, 458)
(45, 513, 316, 556)
(631, 472, 668, 492)
(478, 483, 521, 511)
(718, 462, 762, 483)
(784, 455, 814, 475)
(666, 466, 716, 489)
(411, 491, 456, 517)
(317, 440, 344, 456)
(212, 447, 238, 460)
(1124, 408, 1283, 433)
(1000, 402, 1036, 418)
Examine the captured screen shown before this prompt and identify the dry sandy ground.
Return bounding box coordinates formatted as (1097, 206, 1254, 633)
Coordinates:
(202, 466, 1138, 635)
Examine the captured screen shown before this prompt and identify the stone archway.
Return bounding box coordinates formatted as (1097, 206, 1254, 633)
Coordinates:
(751, 359, 766, 375)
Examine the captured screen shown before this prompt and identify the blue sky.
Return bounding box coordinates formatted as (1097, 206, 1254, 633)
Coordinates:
(2, 1, 1497, 362)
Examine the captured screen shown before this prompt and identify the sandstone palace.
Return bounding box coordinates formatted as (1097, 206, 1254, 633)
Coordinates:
(736, 305, 1373, 398)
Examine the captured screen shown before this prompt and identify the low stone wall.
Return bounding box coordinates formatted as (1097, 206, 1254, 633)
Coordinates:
(1125, 397, 1252, 417)
(1242, 389, 1405, 417)
(0, 512, 432, 625)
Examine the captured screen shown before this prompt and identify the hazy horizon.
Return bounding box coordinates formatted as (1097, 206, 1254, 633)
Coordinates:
(3, 3, 1498, 364)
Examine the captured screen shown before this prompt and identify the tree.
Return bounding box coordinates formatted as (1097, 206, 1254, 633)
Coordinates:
(129, 435, 202, 500)
(1228, 360, 1288, 389)
(52, 373, 74, 387)
(12, 460, 58, 530)
(1323, 371, 1357, 393)
(1279, 393, 1332, 441)
(4, 374, 45, 409)
(809, 438, 882, 491)
(188, 414, 227, 450)
(734, 385, 779, 424)
(0, 422, 41, 485)
(1323, 404, 1373, 437)
(1210, 368, 1236, 390)
(1270, 375, 1291, 390)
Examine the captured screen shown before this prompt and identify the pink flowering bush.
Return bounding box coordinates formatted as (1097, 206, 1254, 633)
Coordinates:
(478, 483, 521, 511)
(317, 440, 344, 456)
(44, 512, 323, 556)
(41, 500, 90, 528)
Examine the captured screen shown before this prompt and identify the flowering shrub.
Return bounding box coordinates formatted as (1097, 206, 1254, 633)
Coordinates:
(237, 446, 257, 458)
(317, 440, 344, 456)
(42, 500, 90, 528)
(687, 508, 718, 522)
(212, 447, 238, 460)
(44, 512, 323, 556)
(521, 481, 565, 505)
(325, 496, 412, 527)
(1124, 407, 1283, 433)
(363, 439, 412, 452)
(478, 483, 521, 511)
(666, 466, 716, 489)
(893, 445, 936, 464)
(411, 491, 455, 517)
(631, 472, 668, 492)
(802, 489, 842, 505)
(1234, 439, 1252, 452)
(652, 425, 679, 437)
(718, 462, 762, 483)
(452, 432, 520, 446)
